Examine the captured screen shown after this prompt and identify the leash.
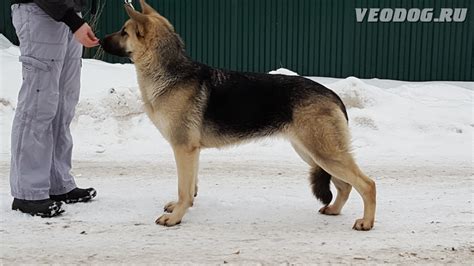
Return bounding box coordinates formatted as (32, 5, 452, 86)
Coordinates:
(124, 0, 135, 10)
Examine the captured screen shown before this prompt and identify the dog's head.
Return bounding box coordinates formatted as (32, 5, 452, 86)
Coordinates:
(101, 0, 177, 62)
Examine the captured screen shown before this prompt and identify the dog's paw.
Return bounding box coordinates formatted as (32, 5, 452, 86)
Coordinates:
(319, 205, 341, 215)
(155, 214, 181, 226)
(352, 218, 374, 231)
(164, 201, 177, 213)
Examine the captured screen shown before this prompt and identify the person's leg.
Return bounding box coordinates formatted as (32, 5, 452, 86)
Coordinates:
(47, 13, 98, 204)
(49, 28, 82, 195)
(9, 3, 69, 201)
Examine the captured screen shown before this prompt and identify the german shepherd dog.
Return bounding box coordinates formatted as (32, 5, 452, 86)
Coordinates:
(101, 0, 376, 230)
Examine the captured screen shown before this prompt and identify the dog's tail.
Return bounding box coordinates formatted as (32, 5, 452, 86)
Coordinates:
(310, 167, 332, 205)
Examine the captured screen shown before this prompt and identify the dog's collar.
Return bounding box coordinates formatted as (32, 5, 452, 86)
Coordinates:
(124, 0, 134, 10)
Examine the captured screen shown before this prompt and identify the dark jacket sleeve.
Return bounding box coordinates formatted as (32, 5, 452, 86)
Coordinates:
(33, 0, 85, 33)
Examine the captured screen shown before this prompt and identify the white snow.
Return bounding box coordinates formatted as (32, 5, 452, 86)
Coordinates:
(0, 35, 473, 264)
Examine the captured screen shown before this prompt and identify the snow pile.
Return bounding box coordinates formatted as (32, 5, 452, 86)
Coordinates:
(329, 76, 472, 133)
(0, 34, 13, 49)
(324, 76, 473, 160)
(1, 35, 472, 164)
(269, 68, 299, 76)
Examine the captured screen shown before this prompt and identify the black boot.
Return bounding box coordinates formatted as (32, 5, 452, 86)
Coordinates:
(12, 198, 64, 218)
(50, 187, 97, 204)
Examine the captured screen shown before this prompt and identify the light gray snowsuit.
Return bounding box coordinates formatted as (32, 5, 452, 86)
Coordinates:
(10, 3, 83, 200)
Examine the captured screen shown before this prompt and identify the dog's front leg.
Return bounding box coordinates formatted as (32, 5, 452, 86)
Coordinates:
(156, 145, 199, 226)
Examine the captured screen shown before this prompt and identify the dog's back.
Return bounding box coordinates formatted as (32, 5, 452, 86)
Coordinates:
(195, 64, 348, 143)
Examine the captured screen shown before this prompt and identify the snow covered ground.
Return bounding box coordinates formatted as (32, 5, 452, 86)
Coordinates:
(1, 35, 473, 264)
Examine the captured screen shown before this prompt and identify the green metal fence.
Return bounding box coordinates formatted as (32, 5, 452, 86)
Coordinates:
(1, 0, 473, 81)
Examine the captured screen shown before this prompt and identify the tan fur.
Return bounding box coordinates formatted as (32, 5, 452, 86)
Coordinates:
(320, 177, 352, 215)
(112, 0, 376, 230)
(157, 144, 199, 226)
(141, 82, 199, 144)
(288, 104, 376, 230)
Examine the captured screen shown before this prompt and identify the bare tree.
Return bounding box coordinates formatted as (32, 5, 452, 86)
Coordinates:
(83, 0, 106, 60)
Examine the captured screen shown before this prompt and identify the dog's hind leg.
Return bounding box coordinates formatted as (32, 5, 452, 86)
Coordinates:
(194, 174, 199, 197)
(293, 140, 352, 215)
(291, 141, 316, 166)
(193, 147, 200, 197)
(157, 145, 200, 226)
(292, 105, 376, 230)
(291, 142, 334, 205)
(319, 177, 352, 215)
(313, 153, 375, 230)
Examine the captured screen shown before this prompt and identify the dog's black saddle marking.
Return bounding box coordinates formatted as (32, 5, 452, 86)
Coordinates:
(199, 65, 345, 137)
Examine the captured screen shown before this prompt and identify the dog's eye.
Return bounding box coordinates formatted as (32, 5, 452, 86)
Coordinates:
(120, 28, 128, 36)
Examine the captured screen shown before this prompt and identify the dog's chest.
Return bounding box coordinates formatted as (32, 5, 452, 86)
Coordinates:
(138, 85, 174, 141)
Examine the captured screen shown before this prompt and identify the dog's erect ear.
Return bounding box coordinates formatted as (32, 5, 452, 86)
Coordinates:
(140, 0, 158, 15)
(124, 3, 148, 24)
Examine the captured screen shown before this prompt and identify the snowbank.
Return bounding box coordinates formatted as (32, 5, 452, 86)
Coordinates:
(0, 35, 472, 165)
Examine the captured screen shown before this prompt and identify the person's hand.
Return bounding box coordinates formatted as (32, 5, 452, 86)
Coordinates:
(74, 23, 99, 48)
